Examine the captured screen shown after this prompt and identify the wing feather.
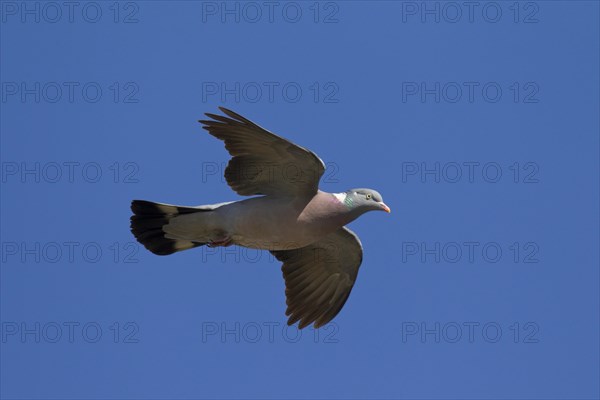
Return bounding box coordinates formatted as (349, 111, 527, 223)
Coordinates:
(200, 107, 325, 196)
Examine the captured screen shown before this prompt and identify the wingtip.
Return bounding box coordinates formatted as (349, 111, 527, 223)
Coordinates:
(287, 314, 301, 327)
(298, 319, 312, 330)
(218, 106, 250, 123)
(313, 320, 327, 329)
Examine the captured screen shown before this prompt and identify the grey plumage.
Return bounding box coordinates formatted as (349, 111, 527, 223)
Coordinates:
(130, 107, 390, 329)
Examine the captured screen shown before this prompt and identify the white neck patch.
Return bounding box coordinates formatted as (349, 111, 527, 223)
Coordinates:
(333, 192, 347, 204)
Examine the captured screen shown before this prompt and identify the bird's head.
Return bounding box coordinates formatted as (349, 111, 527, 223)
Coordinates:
(339, 188, 391, 214)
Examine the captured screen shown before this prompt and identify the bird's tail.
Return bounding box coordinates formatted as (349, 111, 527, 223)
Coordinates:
(130, 200, 213, 256)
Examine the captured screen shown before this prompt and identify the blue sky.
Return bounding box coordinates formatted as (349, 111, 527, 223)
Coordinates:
(1, 1, 599, 399)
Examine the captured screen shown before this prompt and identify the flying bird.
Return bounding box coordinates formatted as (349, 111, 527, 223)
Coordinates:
(130, 107, 390, 329)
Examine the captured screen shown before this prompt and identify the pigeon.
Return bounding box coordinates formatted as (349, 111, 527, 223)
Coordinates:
(130, 107, 390, 329)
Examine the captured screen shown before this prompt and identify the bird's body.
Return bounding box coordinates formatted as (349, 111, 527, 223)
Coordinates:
(130, 107, 390, 329)
(164, 191, 353, 251)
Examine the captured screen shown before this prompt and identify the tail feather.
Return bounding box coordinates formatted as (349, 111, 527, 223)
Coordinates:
(130, 200, 210, 256)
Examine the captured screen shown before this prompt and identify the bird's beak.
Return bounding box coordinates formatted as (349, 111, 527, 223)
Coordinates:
(379, 202, 391, 213)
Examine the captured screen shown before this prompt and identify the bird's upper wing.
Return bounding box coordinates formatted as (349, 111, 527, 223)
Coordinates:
(199, 107, 325, 197)
(271, 227, 363, 329)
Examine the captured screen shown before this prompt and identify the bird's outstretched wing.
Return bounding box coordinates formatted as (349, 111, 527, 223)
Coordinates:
(199, 107, 325, 197)
(271, 227, 363, 329)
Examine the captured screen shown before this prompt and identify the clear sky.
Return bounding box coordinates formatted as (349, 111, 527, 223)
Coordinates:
(1, 1, 599, 399)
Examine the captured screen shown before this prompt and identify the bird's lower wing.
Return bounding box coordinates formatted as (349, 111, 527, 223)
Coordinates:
(271, 227, 363, 329)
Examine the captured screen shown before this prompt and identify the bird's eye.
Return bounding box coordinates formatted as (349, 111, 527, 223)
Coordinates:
(366, 194, 372, 200)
